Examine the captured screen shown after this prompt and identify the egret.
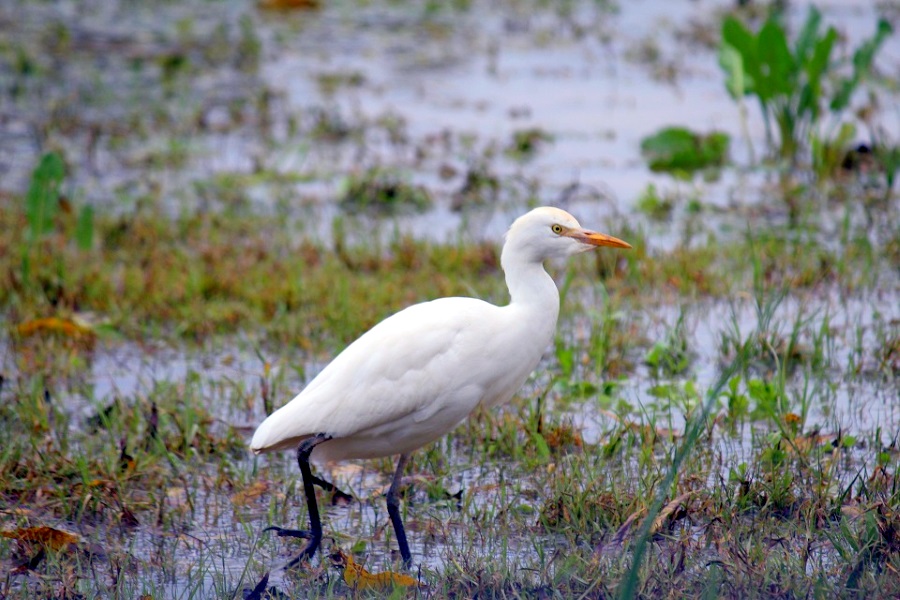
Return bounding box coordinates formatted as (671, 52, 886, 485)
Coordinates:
(250, 206, 631, 567)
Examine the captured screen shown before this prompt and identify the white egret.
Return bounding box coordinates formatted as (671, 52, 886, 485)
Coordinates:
(250, 206, 631, 566)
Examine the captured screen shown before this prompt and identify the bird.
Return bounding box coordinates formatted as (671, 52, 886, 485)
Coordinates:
(250, 206, 631, 567)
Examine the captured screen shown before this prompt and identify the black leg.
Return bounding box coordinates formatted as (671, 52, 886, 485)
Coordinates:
(386, 452, 412, 567)
(264, 434, 332, 567)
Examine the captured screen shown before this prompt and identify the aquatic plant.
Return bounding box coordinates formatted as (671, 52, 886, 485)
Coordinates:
(20, 152, 94, 285)
(639, 126, 729, 179)
(719, 7, 892, 166)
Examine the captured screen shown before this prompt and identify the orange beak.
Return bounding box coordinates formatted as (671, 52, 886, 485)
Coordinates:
(565, 228, 632, 249)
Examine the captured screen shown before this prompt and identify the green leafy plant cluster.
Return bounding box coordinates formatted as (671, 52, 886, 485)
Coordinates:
(21, 152, 94, 283)
(640, 126, 730, 179)
(719, 7, 892, 165)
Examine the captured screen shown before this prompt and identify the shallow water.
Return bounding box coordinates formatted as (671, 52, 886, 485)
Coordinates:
(1, 0, 898, 595)
(5, 0, 894, 234)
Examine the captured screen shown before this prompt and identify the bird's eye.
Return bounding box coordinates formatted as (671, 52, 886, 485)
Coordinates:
(551, 224, 564, 234)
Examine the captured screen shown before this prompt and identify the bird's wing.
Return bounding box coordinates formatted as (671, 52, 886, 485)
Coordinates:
(250, 297, 503, 453)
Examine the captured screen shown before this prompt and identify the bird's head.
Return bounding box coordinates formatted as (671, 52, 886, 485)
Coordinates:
(503, 207, 631, 265)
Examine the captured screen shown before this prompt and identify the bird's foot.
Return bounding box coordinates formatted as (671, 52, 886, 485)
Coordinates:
(310, 473, 353, 506)
(265, 526, 322, 568)
(330, 487, 353, 506)
(284, 538, 321, 569)
(263, 526, 312, 539)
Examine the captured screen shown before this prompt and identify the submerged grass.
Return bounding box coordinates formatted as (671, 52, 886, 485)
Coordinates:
(2, 0, 899, 597)
(1, 186, 898, 597)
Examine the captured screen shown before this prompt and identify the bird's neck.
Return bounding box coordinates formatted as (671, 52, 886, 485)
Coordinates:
(502, 258, 561, 319)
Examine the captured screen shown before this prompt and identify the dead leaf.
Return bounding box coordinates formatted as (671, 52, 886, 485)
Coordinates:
(258, 0, 320, 10)
(544, 424, 583, 450)
(17, 316, 95, 339)
(841, 504, 865, 520)
(611, 507, 647, 548)
(1, 526, 79, 551)
(329, 550, 418, 592)
(651, 491, 692, 534)
(868, 465, 892, 491)
(232, 481, 269, 506)
(788, 431, 833, 454)
(784, 413, 802, 426)
(608, 491, 693, 550)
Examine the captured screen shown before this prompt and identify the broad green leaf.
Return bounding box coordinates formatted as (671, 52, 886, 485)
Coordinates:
(718, 44, 745, 99)
(721, 16, 756, 62)
(799, 28, 836, 122)
(831, 18, 893, 111)
(758, 18, 794, 97)
(807, 27, 837, 84)
(852, 18, 893, 74)
(794, 6, 822, 64)
(26, 152, 65, 239)
(721, 16, 760, 94)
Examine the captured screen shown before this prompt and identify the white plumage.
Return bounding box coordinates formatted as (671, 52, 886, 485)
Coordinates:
(250, 206, 630, 566)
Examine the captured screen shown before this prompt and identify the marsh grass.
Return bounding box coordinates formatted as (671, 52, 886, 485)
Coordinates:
(1, 186, 898, 597)
(2, 184, 898, 596)
(2, 0, 899, 597)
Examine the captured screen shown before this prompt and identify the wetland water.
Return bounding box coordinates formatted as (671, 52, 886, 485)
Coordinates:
(1, 0, 898, 597)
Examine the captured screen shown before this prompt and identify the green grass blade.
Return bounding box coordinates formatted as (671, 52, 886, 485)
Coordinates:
(617, 355, 744, 599)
